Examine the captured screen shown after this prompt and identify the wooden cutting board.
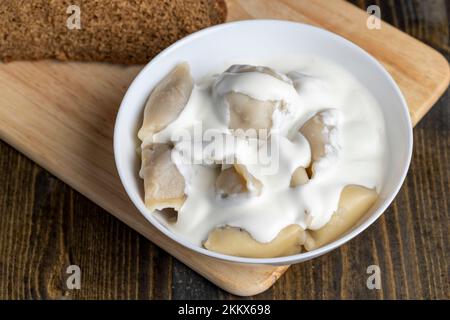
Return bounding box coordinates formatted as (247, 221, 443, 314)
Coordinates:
(0, 0, 448, 296)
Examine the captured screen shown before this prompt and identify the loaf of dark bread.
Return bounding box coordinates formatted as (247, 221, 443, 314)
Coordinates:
(0, 0, 227, 64)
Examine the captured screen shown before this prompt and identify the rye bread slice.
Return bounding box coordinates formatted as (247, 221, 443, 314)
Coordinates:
(0, 0, 227, 64)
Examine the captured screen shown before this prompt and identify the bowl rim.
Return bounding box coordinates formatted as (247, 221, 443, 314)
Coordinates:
(114, 19, 413, 265)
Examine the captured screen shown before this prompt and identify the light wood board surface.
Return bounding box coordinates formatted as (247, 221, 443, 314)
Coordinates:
(0, 0, 448, 296)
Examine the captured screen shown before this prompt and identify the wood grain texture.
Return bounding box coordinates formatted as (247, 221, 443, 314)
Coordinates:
(227, 0, 450, 124)
(0, 62, 289, 297)
(0, 0, 449, 299)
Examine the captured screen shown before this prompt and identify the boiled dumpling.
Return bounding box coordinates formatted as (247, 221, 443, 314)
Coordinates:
(300, 110, 338, 176)
(300, 111, 331, 161)
(233, 164, 263, 196)
(203, 224, 306, 258)
(141, 143, 186, 211)
(290, 166, 309, 188)
(215, 164, 263, 197)
(138, 62, 194, 141)
(216, 64, 293, 137)
(304, 185, 377, 250)
(225, 92, 277, 135)
(215, 166, 247, 196)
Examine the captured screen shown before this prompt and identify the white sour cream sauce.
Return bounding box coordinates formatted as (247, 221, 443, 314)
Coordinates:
(151, 56, 387, 245)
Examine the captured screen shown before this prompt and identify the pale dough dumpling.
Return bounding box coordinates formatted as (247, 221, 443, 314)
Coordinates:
(300, 110, 338, 176)
(203, 224, 306, 258)
(138, 62, 194, 141)
(141, 143, 186, 211)
(234, 164, 263, 196)
(304, 185, 377, 251)
(220, 64, 292, 137)
(215, 164, 263, 197)
(215, 166, 247, 196)
(290, 166, 309, 188)
(300, 111, 330, 161)
(226, 92, 277, 135)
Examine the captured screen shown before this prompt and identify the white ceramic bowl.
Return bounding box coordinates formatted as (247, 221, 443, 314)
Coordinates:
(114, 20, 413, 265)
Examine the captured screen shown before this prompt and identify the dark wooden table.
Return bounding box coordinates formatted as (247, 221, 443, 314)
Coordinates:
(0, 0, 449, 300)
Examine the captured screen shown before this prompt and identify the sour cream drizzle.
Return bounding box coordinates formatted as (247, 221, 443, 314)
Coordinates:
(151, 57, 387, 245)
